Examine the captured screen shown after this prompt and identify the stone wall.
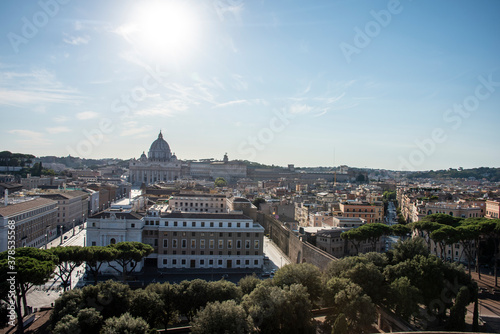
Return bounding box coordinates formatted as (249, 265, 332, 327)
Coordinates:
(257, 212, 337, 271)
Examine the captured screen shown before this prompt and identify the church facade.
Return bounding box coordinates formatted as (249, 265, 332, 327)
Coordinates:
(129, 131, 247, 185)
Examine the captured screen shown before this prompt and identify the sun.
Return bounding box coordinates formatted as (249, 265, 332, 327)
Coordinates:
(124, 1, 200, 59)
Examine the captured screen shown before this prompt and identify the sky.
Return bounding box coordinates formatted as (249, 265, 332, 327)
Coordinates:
(1, 0, 499, 171)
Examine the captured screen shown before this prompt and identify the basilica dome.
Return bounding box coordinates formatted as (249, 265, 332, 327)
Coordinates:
(148, 131, 172, 162)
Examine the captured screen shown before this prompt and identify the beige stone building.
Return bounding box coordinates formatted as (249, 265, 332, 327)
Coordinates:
(0, 198, 58, 251)
(169, 193, 227, 213)
(485, 199, 500, 219)
(39, 190, 89, 232)
(86, 204, 265, 271)
(339, 201, 384, 223)
(143, 211, 264, 269)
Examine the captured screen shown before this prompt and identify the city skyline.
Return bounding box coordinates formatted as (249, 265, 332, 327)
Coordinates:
(1, 0, 499, 171)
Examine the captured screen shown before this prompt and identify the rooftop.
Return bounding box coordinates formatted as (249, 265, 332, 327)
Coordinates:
(0, 198, 57, 217)
(89, 210, 144, 220)
(160, 212, 252, 220)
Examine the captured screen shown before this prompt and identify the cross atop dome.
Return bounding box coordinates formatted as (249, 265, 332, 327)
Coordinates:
(148, 130, 172, 162)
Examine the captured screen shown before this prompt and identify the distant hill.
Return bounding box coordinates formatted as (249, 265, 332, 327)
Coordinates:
(0, 151, 35, 167)
(234, 160, 284, 169)
(408, 167, 500, 182)
(37, 156, 129, 169)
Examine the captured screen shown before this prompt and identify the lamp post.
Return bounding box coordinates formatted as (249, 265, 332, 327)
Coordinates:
(72, 219, 75, 236)
(44, 234, 48, 249)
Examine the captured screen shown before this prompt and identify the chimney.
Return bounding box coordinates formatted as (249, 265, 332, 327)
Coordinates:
(4, 189, 8, 206)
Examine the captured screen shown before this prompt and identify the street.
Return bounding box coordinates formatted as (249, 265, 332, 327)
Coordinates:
(262, 236, 291, 274)
(26, 226, 87, 312)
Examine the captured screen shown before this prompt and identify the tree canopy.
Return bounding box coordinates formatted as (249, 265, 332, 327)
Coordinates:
(0, 248, 57, 334)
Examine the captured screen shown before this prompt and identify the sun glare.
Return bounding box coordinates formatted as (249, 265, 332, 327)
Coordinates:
(126, 1, 200, 59)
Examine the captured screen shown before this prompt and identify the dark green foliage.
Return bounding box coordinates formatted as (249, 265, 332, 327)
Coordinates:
(325, 257, 386, 304)
(51, 280, 132, 328)
(176, 279, 210, 321)
(331, 313, 348, 334)
(272, 263, 323, 302)
(382, 191, 396, 202)
(80, 246, 118, 285)
(52, 314, 79, 334)
(101, 312, 149, 334)
(238, 274, 261, 295)
(446, 286, 470, 331)
(325, 256, 368, 279)
(145, 282, 180, 328)
(130, 289, 164, 328)
(388, 277, 421, 321)
(341, 262, 386, 304)
(50, 289, 84, 327)
(361, 252, 389, 270)
(191, 300, 253, 334)
(242, 283, 314, 334)
(77, 308, 104, 334)
(390, 237, 429, 263)
(390, 224, 411, 238)
(341, 223, 390, 254)
(81, 280, 132, 320)
(0, 248, 57, 334)
(430, 225, 458, 260)
(421, 213, 462, 227)
(106, 242, 154, 282)
(408, 167, 500, 182)
(209, 279, 242, 303)
(214, 177, 227, 187)
(323, 277, 376, 332)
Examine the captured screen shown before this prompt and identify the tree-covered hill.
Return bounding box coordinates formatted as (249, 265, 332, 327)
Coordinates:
(408, 167, 500, 182)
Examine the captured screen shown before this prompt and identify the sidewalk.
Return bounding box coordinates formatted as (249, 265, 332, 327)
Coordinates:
(470, 271, 500, 292)
(469, 272, 500, 333)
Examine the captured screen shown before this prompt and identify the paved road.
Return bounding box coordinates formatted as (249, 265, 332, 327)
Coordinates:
(262, 236, 291, 274)
(27, 228, 87, 312)
(466, 272, 500, 332)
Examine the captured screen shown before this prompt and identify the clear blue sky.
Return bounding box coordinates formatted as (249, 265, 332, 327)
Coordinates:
(1, 0, 499, 171)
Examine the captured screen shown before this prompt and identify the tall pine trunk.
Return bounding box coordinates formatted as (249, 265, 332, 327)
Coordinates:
(16, 293, 24, 334)
(476, 238, 481, 280)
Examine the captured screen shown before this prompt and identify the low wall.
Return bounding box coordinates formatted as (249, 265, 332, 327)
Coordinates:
(257, 212, 337, 271)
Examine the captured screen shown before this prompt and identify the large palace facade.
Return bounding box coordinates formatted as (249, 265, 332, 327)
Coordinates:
(129, 131, 247, 185)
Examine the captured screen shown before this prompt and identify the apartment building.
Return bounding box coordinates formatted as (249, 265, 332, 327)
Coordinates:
(169, 193, 227, 213)
(339, 201, 384, 223)
(419, 202, 482, 218)
(0, 198, 58, 251)
(86, 205, 265, 271)
(309, 212, 334, 227)
(316, 227, 383, 258)
(485, 199, 500, 219)
(39, 190, 89, 232)
(144, 211, 264, 269)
